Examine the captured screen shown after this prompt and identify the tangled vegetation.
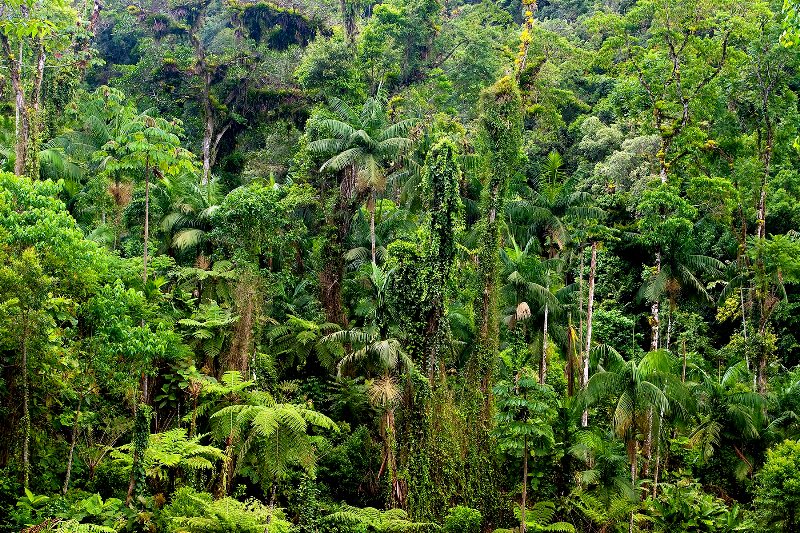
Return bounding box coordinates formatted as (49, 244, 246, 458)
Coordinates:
(1, 0, 800, 531)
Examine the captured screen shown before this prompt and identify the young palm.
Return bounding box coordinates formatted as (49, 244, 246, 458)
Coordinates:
(309, 97, 415, 265)
(638, 247, 724, 351)
(507, 151, 595, 260)
(688, 362, 762, 477)
(501, 237, 569, 383)
(585, 347, 691, 486)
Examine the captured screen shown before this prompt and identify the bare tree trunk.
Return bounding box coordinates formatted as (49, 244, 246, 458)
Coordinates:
(370, 189, 377, 265)
(188, 0, 214, 185)
(1, 34, 29, 177)
(582, 241, 597, 427)
(643, 408, 653, 476)
(629, 437, 637, 533)
(202, 114, 213, 186)
(682, 339, 687, 383)
(650, 252, 661, 351)
(666, 308, 673, 352)
(62, 395, 83, 495)
(540, 302, 548, 384)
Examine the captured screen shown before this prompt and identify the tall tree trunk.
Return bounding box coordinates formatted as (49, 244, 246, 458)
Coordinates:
(25, 38, 44, 180)
(666, 307, 673, 352)
(369, 189, 377, 265)
(540, 302, 548, 384)
(1, 34, 29, 177)
(582, 241, 597, 427)
(650, 252, 661, 351)
(21, 319, 30, 490)
(188, 0, 214, 185)
(201, 112, 213, 186)
(320, 165, 357, 326)
(682, 339, 687, 383)
(62, 395, 83, 495)
(339, 0, 357, 43)
(643, 408, 653, 476)
(143, 155, 150, 286)
(521, 436, 528, 533)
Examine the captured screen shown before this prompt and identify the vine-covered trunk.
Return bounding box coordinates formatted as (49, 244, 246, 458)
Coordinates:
(320, 165, 357, 326)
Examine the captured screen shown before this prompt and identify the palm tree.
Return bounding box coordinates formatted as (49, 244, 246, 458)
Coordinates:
(585, 348, 691, 487)
(344, 201, 416, 271)
(507, 151, 595, 260)
(309, 97, 415, 266)
(160, 176, 221, 261)
(638, 249, 724, 351)
(502, 239, 572, 384)
(39, 87, 138, 233)
(688, 361, 762, 478)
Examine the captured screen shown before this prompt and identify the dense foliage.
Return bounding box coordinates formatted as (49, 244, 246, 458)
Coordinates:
(1, 0, 800, 531)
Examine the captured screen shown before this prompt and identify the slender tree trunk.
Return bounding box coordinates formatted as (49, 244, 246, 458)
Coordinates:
(521, 435, 528, 533)
(21, 319, 30, 490)
(25, 38, 44, 180)
(143, 155, 150, 286)
(629, 434, 638, 533)
(643, 408, 653, 476)
(1, 34, 29, 177)
(652, 409, 664, 498)
(202, 113, 213, 186)
(370, 189, 377, 265)
(339, 0, 357, 43)
(682, 339, 687, 383)
(582, 241, 597, 427)
(540, 302, 548, 384)
(650, 252, 661, 351)
(62, 395, 83, 495)
(188, 0, 214, 186)
(666, 307, 673, 352)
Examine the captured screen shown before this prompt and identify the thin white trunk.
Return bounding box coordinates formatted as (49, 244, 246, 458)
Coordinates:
(582, 241, 597, 427)
(541, 302, 548, 384)
(650, 252, 661, 351)
(666, 308, 672, 352)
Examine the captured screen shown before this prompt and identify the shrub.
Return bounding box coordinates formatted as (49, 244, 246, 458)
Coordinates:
(443, 505, 482, 533)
